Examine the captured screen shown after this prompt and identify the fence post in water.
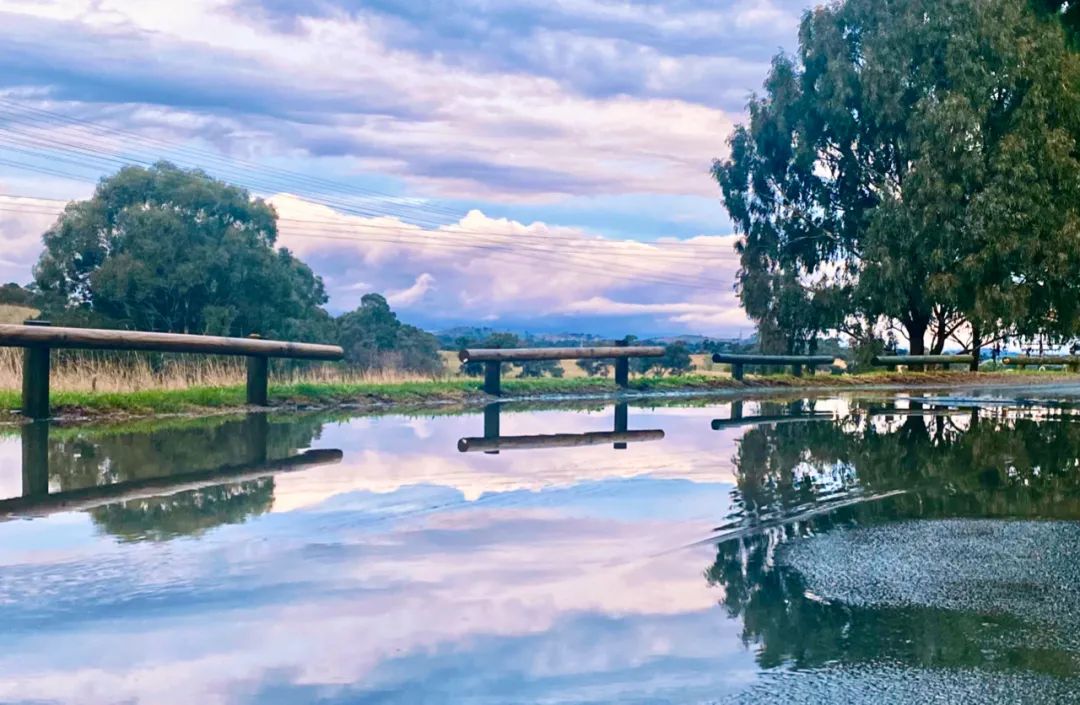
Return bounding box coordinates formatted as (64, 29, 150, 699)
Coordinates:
(246, 334, 269, 406)
(613, 401, 629, 450)
(21, 320, 51, 421)
(483, 403, 501, 455)
(484, 361, 501, 396)
(20, 420, 49, 497)
(614, 339, 629, 388)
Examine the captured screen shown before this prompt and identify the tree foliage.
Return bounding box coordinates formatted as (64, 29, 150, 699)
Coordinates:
(336, 293, 444, 374)
(33, 162, 329, 340)
(0, 282, 33, 307)
(714, 0, 1080, 355)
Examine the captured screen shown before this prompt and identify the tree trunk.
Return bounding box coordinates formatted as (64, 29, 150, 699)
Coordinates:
(969, 327, 981, 372)
(904, 314, 929, 371)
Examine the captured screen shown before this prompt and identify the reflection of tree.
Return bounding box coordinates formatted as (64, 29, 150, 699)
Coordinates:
(706, 527, 1070, 675)
(709, 406, 1080, 674)
(47, 414, 325, 541)
(91, 478, 274, 542)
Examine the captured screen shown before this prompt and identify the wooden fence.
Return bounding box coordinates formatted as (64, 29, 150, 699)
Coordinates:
(9, 417, 342, 519)
(872, 354, 974, 369)
(1, 321, 344, 419)
(1002, 356, 1080, 371)
(711, 353, 837, 380)
(459, 342, 665, 395)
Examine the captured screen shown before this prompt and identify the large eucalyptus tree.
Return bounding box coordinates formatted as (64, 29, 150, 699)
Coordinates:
(715, 0, 1080, 357)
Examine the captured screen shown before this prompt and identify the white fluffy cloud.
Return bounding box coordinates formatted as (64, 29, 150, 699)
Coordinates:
(270, 194, 749, 333)
(0, 191, 749, 334)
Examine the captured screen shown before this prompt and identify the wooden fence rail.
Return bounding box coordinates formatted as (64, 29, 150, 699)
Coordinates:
(1002, 356, 1080, 371)
(459, 342, 665, 395)
(872, 355, 973, 368)
(1, 321, 344, 419)
(711, 353, 837, 380)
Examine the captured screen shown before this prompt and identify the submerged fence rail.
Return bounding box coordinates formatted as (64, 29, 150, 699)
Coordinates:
(459, 342, 665, 395)
(711, 353, 837, 380)
(1, 322, 345, 419)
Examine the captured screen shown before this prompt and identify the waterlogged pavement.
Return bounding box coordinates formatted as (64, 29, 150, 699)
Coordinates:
(2, 391, 1080, 703)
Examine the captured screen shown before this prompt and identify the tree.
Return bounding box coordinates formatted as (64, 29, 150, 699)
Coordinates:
(336, 293, 444, 374)
(515, 358, 564, 378)
(0, 282, 33, 307)
(656, 342, 694, 375)
(460, 332, 519, 376)
(576, 358, 611, 378)
(33, 162, 329, 339)
(714, 0, 1080, 358)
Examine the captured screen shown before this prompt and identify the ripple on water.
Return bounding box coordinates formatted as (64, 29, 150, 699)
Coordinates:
(726, 664, 1080, 704)
(780, 519, 1080, 639)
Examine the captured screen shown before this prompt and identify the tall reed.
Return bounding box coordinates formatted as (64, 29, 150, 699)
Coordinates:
(0, 348, 446, 392)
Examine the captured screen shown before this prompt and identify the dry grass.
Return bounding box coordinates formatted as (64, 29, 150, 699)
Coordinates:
(0, 305, 38, 324)
(0, 348, 445, 393)
(436, 350, 728, 378)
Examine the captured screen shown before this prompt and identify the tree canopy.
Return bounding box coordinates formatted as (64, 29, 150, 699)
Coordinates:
(714, 0, 1080, 356)
(34, 162, 329, 340)
(337, 293, 444, 374)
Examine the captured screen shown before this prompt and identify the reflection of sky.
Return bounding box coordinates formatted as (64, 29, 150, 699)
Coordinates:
(0, 402, 769, 705)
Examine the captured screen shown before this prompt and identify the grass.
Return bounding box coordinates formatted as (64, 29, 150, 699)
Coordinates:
(0, 305, 38, 324)
(1, 365, 1074, 422)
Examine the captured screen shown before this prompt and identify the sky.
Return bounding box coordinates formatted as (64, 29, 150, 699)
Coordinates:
(0, 0, 810, 337)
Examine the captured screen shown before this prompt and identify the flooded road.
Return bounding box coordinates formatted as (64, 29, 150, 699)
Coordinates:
(3, 391, 1080, 703)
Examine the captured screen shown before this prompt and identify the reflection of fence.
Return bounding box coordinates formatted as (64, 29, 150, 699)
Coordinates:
(710, 399, 834, 430)
(457, 401, 665, 453)
(1, 321, 344, 419)
(7, 415, 342, 520)
(459, 342, 665, 395)
(711, 354, 837, 380)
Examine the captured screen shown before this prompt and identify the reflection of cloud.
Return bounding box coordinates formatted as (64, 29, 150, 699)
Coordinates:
(0, 405, 753, 704)
(271, 406, 738, 507)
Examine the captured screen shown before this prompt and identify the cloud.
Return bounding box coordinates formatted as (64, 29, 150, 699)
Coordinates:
(270, 194, 749, 334)
(385, 272, 434, 308)
(0, 0, 745, 201)
(0, 191, 748, 334)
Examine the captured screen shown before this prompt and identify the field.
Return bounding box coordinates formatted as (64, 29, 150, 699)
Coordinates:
(0, 304, 38, 324)
(437, 351, 726, 378)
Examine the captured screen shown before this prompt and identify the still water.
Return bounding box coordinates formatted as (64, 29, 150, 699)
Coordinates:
(3, 389, 1080, 703)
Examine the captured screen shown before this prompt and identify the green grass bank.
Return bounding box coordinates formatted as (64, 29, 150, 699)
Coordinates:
(0, 368, 1075, 422)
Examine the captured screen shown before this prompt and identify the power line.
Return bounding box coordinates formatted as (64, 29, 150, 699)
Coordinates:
(0, 99, 733, 247)
(0, 202, 737, 292)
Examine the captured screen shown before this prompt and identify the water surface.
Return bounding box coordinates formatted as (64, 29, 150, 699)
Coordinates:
(3, 390, 1080, 703)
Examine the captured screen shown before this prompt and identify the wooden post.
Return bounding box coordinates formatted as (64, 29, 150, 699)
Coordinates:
(484, 361, 501, 396)
(246, 335, 269, 406)
(613, 401, 628, 450)
(731, 400, 744, 420)
(614, 339, 629, 388)
(732, 363, 744, 381)
(21, 320, 51, 421)
(246, 413, 269, 464)
(792, 364, 803, 377)
(21, 420, 49, 497)
(483, 403, 500, 455)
